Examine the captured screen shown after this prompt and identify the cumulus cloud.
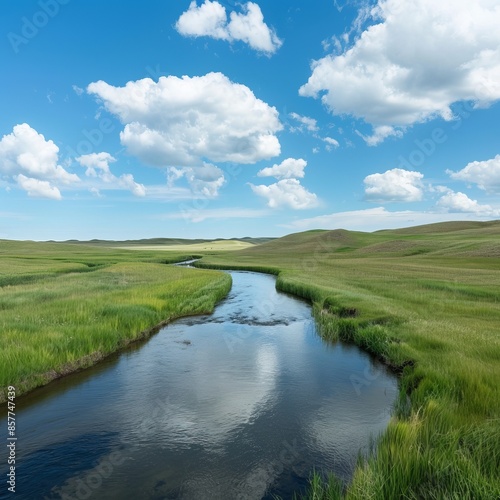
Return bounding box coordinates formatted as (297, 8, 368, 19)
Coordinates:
(176, 0, 228, 40)
(252, 157, 318, 209)
(167, 163, 225, 198)
(257, 158, 307, 179)
(447, 154, 500, 194)
(176, 1, 282, 55)
(0, 123, 79, 198)
(87, 72, 282, 167)
(87, 72, 281, 198)
(77, 152, 116, 181)
(249, 179, 318, 209)
(437, 190, 500, 216)
(16, 174, 62, 200)
(300, 0, 500, 142)
(76, 152, 146, 197)
(364, 168, 424, 202)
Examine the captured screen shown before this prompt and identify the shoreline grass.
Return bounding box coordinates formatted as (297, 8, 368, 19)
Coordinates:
(196, 222, 500, 499)
(0, 240, 231, 402)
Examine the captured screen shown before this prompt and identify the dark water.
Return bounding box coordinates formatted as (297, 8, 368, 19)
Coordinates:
(1, 271, 398, 500)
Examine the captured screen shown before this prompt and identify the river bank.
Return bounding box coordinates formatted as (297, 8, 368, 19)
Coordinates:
(0, 241, 231, 402)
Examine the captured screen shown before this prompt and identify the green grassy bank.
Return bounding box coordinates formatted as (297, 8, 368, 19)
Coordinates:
(0, 240, 231, 402)
(195, 221, 500, 499)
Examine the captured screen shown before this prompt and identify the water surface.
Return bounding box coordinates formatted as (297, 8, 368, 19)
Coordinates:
(1, 271, 398, 499)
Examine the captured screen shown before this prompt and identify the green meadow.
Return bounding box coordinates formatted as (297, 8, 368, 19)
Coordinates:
(1, 221, 499, 498)
(0, 240, 231, 401)
(195, 221, 500, 499)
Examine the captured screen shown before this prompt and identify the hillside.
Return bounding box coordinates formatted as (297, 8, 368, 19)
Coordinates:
(224, 220, 500, 261)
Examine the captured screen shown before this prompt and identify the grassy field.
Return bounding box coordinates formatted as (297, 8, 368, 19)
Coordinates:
(0, 240, 231, 402)
(194, 221, 500, 499)
(117, 239, 256, 252)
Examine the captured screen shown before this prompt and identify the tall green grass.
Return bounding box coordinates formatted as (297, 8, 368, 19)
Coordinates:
(0, 241, 231, 401)
(198, 222, 500, 499)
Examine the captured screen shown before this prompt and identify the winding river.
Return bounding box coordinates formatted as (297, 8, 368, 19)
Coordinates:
(1, 270, 398, 500)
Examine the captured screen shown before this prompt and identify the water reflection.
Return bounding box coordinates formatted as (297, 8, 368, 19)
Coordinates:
(0, 271, 398, 500)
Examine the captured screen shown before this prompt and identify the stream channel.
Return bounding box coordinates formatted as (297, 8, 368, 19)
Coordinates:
(1, 269, 398, 500)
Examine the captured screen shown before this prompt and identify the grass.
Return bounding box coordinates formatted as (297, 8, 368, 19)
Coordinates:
(195, 221, 500, 499)
(117, 239, 256, 252)
(0, 239, 231, 402)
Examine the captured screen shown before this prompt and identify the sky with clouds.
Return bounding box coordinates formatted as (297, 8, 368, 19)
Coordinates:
(1, 0, 500, 240)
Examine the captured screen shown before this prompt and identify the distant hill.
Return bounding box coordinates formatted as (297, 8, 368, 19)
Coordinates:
(62, 237, 276, 247)
(223, 220, 500, 260)
(377, 220, 500, 235)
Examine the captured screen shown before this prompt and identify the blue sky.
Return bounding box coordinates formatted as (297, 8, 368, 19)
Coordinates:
(1, 0, 500, 240)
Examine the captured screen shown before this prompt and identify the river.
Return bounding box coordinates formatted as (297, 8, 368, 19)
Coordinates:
(0, 270, 398, 499)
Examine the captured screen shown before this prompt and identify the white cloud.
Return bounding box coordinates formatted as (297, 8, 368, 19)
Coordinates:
(447, 154, 500, 194)
(16, 174, 62, 200)
(257, 158, 307, 179)
(437, 190, 500, 216)
(364, 168, 424, 202)
(289, 112, 318, 132)
(322, 136, 340, 150)
(76, 152, 146, 197)
(227, 2, 282, 54)
(87, 72, 282, 168)
(0, 124, 78, 183)
(356, 125, 403, 146)
(167, 163, 225, 197)
(0, 123, 79, 198)
(119, 174, 146, 197)
(77, 152, 116, 181)
(72, 85, 84, 96)
(288, 206, 497, 232)
(176, 1, 282, 55)
(300, 0, 500, 142)
(175, 0, 227, 40)
(250, 178, 319, 209)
